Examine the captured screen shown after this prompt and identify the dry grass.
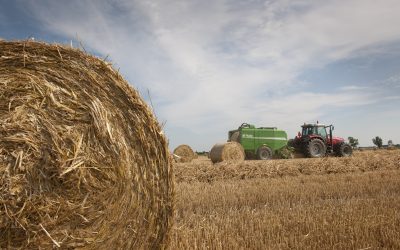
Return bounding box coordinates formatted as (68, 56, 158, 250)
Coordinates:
(175, 150, 399, 182)
(171, 150, 400, 249)
(0, 41, 173, 249)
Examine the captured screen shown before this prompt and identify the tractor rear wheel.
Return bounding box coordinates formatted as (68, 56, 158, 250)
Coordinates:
(306, 139, 326, 158)
(338, 143, 352, 157)
(257, 146, 272, 160)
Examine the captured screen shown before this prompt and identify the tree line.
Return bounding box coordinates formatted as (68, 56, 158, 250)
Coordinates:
(347, 136, 396, 149)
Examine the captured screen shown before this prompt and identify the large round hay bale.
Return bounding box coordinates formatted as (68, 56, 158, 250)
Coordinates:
(173, 144, 195, 162)
(0, 41, 174, 249)
(209, 142, 245, 163)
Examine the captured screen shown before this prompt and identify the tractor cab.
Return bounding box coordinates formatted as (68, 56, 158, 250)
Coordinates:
(301, 124, 328, 138)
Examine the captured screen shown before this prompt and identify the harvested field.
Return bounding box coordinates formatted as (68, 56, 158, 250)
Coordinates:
(175, 150, 400, 182)
(0, 41, 173, 249)
(171, 150, 400, 249)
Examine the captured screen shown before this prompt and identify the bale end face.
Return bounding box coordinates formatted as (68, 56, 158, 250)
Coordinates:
(210, 142, 245, 163)
(0, 40, 174, 249)
(173, 144, 195, 163)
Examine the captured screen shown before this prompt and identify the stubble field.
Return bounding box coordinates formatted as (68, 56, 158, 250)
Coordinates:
(170, 150, 400, 249)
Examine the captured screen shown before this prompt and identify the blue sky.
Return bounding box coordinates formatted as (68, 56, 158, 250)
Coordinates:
(1, 0, 400, 151)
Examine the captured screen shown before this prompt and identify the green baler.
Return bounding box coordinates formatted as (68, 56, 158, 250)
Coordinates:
(228, 123, 288, 160)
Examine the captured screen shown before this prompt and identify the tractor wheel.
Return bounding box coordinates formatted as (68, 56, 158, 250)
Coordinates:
(306, 139, 326, 158)
(287, 139, 295, 147)
(257, 146, 273, 160)
(338, 143, 352, 157)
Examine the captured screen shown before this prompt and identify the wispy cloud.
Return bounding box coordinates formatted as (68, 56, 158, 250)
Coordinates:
(20, 0, 400, 148)
(383, 96, 400, 101)
(339, 86, 370, 91)
(383, 74, 400, 88)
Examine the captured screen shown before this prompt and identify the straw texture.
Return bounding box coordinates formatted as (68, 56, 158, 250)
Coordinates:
(209, 142, 245, 164)
(0, 41, 174, 249)
(173, 145, 195, 163)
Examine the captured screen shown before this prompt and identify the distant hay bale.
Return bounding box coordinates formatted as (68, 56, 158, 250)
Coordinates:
(173, 144, 195, 162)
(229, 131, 240, 143)
(0, 41, 174, 249)
(209, 142, 245, 163)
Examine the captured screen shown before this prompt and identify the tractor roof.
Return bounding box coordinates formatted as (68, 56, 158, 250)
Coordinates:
(301, 123, 326, 127)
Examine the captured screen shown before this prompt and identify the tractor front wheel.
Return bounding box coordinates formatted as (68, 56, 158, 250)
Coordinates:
(257, 146, 273, 160)
(337, 143, 353, 157)
(306, 139, 326, 158)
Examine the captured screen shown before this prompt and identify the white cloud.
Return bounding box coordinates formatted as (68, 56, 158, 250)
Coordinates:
(339, 86, 369, 91)
(383, 96, 400, 101)
(383, 74, 400, 88)
(22, 0, 400, 149)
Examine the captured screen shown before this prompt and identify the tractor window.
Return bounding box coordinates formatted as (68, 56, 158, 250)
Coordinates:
(302, 127, 314, 136)
(317, 127, 327, 137)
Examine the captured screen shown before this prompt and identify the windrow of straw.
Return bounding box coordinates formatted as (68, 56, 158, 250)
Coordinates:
(0, 41, 174, 249)
(209, 142, 245, 163)
(175, 150, 400, 183)
(173, 144, 196, 163)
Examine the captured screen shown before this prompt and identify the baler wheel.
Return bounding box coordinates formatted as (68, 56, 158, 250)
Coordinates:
(257, 146, 273, 160)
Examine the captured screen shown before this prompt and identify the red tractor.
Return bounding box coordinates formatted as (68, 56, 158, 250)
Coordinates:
(289, 123, 352, 158)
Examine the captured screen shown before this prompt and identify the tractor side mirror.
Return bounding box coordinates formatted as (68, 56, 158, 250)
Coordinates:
(332, 126, 334, 130)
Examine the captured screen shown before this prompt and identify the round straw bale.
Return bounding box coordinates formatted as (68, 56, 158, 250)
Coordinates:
(0, 41, 174, 249)
(209, 142, 245, 163)
(229, 131, 240, 143)
(173, 144, 195, 162)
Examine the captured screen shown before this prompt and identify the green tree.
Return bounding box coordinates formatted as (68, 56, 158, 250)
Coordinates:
(348, 137, 359, 149)
(372, 136, 383, 148)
